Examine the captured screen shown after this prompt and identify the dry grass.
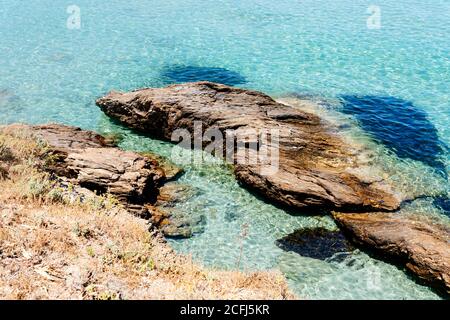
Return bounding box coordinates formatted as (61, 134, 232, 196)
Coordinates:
(0, 127, 295, 300)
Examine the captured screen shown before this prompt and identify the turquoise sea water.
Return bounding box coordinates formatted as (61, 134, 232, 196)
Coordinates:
(1, 1, 449, 299)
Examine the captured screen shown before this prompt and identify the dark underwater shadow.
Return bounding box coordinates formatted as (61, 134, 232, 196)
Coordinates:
(340, 95, 448, 178)
(0, 89, 23, 116)
(433, 197, 450, 218)
(160, 65, 247, 86)
(275, 227, 355, 262)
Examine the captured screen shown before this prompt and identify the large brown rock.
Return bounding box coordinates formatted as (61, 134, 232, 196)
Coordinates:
(333, 212, 450, 294)
(6, 124, 165, 217)
(96, 82, 401, 212)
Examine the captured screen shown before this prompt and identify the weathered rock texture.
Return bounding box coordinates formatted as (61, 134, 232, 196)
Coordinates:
(6, 124, 165, 217)
(96, 81, 401, 212)
(333, 212, 450, 294)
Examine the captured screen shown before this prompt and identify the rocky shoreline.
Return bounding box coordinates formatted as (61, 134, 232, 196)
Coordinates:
(2, 82, 448, 296)
(95, 82, 449, 295)
(0, 126, 293, 299)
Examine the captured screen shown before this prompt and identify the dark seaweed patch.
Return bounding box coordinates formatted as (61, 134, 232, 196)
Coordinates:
(276, 228, 354, 261)
(340, 95, 448, 177)
(160, 65, 246, 86)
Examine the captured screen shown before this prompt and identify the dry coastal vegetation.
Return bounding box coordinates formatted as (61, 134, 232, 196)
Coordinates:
(0, 127, 295, 300)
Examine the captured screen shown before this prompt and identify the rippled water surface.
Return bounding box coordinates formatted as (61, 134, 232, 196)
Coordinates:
(1, 0, 449, 299)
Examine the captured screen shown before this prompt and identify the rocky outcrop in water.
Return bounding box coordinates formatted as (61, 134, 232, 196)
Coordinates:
(96, 82, 401, 213)
(149, 206, 205, 239)
(95, 82, 450, 295)
(333, 212, 450, 294)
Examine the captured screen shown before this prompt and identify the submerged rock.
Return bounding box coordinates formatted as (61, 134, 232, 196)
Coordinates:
(156, 182, 198, 207)
(276, 227, 354, 261)
(151, 182, 204, 238)
(161, 213, 205, 239)
(333, 212, 450, 295)
(149, 205, 205, 239)
(140, 153, 184, 181)
(96, 81, 401, 213)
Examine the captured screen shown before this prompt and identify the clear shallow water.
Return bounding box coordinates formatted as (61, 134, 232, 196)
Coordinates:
(1, 0, 449, 299)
